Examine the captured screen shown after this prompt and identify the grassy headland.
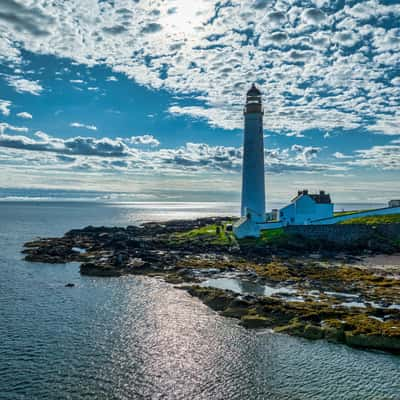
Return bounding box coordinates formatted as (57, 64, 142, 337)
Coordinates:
(340, 213, 400, 225)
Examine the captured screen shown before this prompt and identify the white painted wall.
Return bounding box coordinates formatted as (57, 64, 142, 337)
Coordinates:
(279, 195, 333, 225)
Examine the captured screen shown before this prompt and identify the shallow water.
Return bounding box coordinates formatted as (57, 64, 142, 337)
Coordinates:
(1, 201, 399, 400)
(200, 277, 297, 297)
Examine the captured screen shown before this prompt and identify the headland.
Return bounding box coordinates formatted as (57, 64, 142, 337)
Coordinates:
(23, 216, 400, 353)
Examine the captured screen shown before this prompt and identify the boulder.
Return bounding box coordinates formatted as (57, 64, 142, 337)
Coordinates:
(240, 315, 272, 329)
(303, 324, 324, 340)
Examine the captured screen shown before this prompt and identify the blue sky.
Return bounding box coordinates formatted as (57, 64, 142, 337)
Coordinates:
(0, 0, 399, 204)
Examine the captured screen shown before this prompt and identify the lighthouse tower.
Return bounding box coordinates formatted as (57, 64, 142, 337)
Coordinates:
(240, 84, 266, 223)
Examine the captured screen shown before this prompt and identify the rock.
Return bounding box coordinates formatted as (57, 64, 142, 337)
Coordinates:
(222, 307, 249, 318)
(303, 324, 324, 340)
(80, 262, 123, 277)
(204, 293, 233, 311)
(65, 283, 75, 287)
(345, 333, 400, 352)
(324, 327, 345, 343)
(275, 321, 306, 336)
(240, 314, 272, 328)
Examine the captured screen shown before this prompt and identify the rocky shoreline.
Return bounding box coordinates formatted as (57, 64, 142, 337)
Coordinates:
(23, 217, 400, 353)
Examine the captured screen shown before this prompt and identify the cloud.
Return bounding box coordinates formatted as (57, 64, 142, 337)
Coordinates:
(333, 152, 351, 159)
(129, 135, 160, 147)
(0, 130, 130, 157)
(0, 99, 11, 116)
(0, 0, 53, 37)
(16, 111, 32, 119)
(168, 105, 239, 130)
(367, 113, 400, 136)
(286, 132, 305, 138)
(0, 129, 340, 174)
(6, 77, 43, 95)
(291, 145, 321, 163)
(0, 0, 399, 137)
(70, 122, 97, 131)
(0, 122, 28, 134)
(141, 23, 162, 34)
(350, 145, 400, 170)
(106, 76, 118, 82)
(333, 31, 359, 47)
(302, 8, 326, 24)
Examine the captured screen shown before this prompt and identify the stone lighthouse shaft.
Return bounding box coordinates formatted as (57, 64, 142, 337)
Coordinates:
(240, 84, 266, 223)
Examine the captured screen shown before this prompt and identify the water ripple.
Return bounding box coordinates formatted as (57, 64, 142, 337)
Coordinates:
(1, 202, 399, 399)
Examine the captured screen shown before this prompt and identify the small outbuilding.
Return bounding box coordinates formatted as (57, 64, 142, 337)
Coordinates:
(279, 190, 333, 225)
(389, 200, 400, 208)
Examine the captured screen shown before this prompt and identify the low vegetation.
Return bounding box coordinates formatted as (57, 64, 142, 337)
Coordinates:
(334, 209, 366, 217)
(340, 213, 400, 225)
(237, 227, 289, 247)
(171, 221, 236, 246)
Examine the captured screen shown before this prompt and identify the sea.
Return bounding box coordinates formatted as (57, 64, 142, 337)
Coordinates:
(1, 200, 399, 400)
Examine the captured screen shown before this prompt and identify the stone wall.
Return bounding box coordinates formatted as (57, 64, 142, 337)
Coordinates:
(285, 224, 400, 246)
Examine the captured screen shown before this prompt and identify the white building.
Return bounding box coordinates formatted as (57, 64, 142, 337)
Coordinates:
(279, 190, 333, 225)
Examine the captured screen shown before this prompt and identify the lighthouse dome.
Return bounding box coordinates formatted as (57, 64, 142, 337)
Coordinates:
(247, 84, 261, 96)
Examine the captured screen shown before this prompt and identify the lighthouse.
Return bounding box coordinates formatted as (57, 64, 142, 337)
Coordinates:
(240, 84, 266, 223)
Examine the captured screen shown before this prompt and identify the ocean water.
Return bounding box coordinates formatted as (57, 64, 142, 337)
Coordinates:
(0, 201, 399, 400)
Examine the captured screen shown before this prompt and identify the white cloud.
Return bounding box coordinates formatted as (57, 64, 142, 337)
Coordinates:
(168, 105, 239, 130)
(350, 145, 400, 170)
(16, 111, 33, 119)
(0, 0, 398, 136)
(286, 132, 305, 138)
(0, 122, 28, 134)
(302, 8, 327, 25)
(0, 99, 11, 116)
(0, 130, 341, 174)
(333, 152, 351, 159)
(6, 77, 43, 95)
(70, 122, 97, 131)
(129, 135, 160, 147)
(291, 144, 321, 163)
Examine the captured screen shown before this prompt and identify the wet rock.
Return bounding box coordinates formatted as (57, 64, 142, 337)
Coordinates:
(275, 321, 306, 336)
(65, 283, 75, 288)
(303, 324, 324, 340)
(80, 262, 122, 277)
(240, 315, 272, 329)
(345, 333, 400, 352)
(222, 307, 249, 318)
(324, 327, 343, 343)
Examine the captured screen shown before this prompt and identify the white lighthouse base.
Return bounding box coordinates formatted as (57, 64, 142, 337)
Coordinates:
(233, 218, 283, 239)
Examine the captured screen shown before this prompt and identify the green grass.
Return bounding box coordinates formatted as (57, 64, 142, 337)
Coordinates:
(238, 228, 289, 246)
(172, 224, 289, 247)
(334, 209, 366, 217)
(340, 213, 400, 225)
(172, 222, 236, 245)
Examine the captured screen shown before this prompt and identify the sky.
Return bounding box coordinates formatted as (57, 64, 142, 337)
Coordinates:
(0, 0, 399, 205)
